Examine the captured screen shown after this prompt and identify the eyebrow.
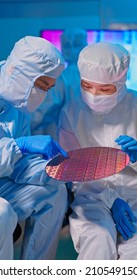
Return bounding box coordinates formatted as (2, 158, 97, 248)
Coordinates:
(40, 80, 55, 87)
(42, 80, 49, 85)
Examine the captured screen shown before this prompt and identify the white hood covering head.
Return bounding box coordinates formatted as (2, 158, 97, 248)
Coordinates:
(0, 36, 65, 111)
(78, 42, 130, 86)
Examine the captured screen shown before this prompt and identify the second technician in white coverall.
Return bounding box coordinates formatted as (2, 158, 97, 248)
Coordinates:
(58, 42, 137, 259)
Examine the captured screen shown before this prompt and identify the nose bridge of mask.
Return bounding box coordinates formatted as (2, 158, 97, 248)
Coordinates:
(90, 86, 98, 95)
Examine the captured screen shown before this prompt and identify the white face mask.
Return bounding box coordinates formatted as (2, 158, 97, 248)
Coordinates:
(27, 86, 47, 112)
(81, 86, 126, 114)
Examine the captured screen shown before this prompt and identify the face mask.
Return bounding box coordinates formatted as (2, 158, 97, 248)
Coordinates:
(81, 86, 126, 114)
(27, 86, 47, 112)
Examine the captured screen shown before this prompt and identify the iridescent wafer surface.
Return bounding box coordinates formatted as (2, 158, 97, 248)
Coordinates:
(45, 147, 130, 182)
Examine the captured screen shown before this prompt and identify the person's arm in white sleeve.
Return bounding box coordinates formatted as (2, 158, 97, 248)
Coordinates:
(0, 137, 22, 177)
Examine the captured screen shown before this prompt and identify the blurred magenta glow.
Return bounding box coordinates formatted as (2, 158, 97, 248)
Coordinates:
(41, 30, 63, 51)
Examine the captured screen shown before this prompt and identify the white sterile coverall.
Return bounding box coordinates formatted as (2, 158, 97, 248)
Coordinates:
(58, 42, 137, 259)
(30, 28, 87, 140)
(0, 36, 67, 259)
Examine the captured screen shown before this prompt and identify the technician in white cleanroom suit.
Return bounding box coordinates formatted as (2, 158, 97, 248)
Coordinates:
(58, 42, 137, 259)
(30, 28, 88, 140)
(0, 36, 68, 259)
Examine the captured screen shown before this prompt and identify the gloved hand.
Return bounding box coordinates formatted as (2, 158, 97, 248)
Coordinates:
(115, 135, 137, 163)
(15, 135, 68, 159)
(111, 198, 136, 240)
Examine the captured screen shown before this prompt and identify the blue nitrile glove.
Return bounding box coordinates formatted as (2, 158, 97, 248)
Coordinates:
(15, 135, 68, 159)
(115, 135, 137, 163)
(111, 198, 136, 240)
